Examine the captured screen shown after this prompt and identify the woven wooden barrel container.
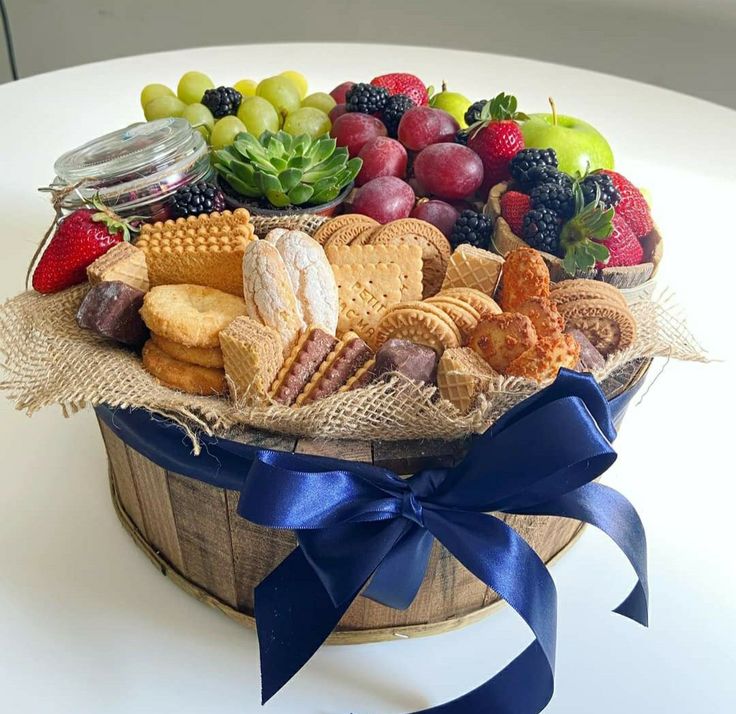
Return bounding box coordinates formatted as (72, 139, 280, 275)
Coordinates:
(97, 359, 649, 644)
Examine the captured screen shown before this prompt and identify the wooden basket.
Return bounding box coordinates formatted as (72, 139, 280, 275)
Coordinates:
(486, 182, 664, 290)
(97, 359, 649, 644)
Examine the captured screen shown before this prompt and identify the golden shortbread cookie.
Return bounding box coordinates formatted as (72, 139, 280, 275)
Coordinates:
(438, 287, 503, 319)
(136, 209, 254, 295)
(442, 244, 504, 296)
(326, 243, 423, 301)
(242, 240, 306, 355)
(332, 262, 403, 344)
(312, 214, 378, 246)
(469, 313, 537, 373)
(550, 279, 628, 310)
(374, 301, 461, 353)
(506, 333, 581, 382)
(517, 296, 566, 339)
(151, 332, 224, 368)
(500, 247, 550, 311)
(142, 339, 227, 396)
(87, 242, 149, 292)
(425, 295, 481, 344)
(219, 316, 283, 404)
(437, 347, 497, 413)
(140, 284, 247, 349)
(371, 218, 451, 298)
(556, 298, 636, 356)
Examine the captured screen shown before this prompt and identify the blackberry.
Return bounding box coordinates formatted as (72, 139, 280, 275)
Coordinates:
(579, 172, 620, 209)
(201, 86, 242, 118)
(381, 94, 414, 137)
(449, 210, 493, 250)
(455, 129, 469, 145)
(509, 148, 559, 187)
(170, 182, 226, 218)
(524, 165, 572, 191)
(522, 207, 563, 255)
(346, 83, 389, 114)
(530, 182, 575, 219)
(464, 100, 488, 126)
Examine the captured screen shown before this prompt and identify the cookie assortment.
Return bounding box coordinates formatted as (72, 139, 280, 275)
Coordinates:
(72, 204, 637, 414)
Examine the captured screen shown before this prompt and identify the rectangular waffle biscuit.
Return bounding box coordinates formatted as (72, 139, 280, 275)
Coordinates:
(219, 316, 283, 404)
(136, 210, 255, 296)
(86, 242, 149, 292)
(332, 262, 403, 345)
(326, 243, 423, 301)
(442, 244, 504, 296)
(437, 347, 497, 413)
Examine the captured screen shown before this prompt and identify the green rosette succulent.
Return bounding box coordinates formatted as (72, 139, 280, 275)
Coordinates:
(213, 131, 361, 209)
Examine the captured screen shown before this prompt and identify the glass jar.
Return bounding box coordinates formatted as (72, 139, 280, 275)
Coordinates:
(52, 118, 212, 222)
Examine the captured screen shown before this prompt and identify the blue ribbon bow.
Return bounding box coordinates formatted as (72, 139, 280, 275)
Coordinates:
(95, 369, 648, 713)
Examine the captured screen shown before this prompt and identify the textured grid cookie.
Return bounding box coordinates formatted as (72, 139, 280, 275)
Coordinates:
(219, 316, 284, 404)
(332, 262, 403, 344)
(326, 243, 423, 301)
(441, 244, 504, 296)
(437, 347, 497, 413)
(135, 209, 255, 296)
(374, 301, 461, 354)
(87, 242, 149, 292)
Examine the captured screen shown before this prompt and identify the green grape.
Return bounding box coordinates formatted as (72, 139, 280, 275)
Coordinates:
(210, 116, 247, 149)
(279, 70, 308, 99)
(182, 103, 215, 138)
(237, 96, 280, 136)
(234, 79, 257, 97)
(256, 76, 301, 118)
(144, 95, 186, 120)
(177, 71, 215, 104)
(282, 107, 331, 138)
(301, 92, 336, 114)
(140, 84, 174, 110)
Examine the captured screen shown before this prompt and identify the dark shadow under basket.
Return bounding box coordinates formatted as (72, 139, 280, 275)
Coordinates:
(94, 359, 651, 645)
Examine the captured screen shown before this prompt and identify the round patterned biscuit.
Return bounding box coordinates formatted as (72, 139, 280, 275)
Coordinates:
(350, 225, 378, 245)
(142, 340, 227, 396)
(557, 298, 636, 356)
(550, 279, 628, 310)
(324, 221, 381, 250)
(375, 301, 461, 353)
(150, 333, 225, 368)
(425, 296, 480, 344)
(140, 284, 247, 349)
(371, 219, 452, 298)
(313, 214, 378, 246)
(438, 287, 502, 319)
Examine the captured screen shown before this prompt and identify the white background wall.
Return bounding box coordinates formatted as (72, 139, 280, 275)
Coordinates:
(1, 0, 735, 108)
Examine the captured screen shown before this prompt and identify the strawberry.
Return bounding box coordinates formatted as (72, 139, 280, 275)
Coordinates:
(371, 73, 429, 106)
(466, 93, 527, 193)
(31, 203, 129, 294)
(500, 190, 531, 235)
(596, 213, 643, 268)
(601, 170, 653, 238)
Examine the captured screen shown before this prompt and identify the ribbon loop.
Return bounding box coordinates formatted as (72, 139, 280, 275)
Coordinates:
(401, 490, 425, 527)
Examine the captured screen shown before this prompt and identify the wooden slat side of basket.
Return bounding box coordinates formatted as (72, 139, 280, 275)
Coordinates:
(98, 420, 585, 642)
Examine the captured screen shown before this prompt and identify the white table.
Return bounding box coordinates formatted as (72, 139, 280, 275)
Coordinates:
(1, 44, 734, 714)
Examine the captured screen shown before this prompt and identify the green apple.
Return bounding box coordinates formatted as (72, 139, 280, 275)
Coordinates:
(521, 107, 614, 176)
(430, 84, 472, 127)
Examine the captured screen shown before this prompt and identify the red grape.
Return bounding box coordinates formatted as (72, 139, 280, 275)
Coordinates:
(356, 137, 408, 186)
(329, 103, 348, 123)
(330, 82, 355, 104)
(413, 143, 484, 200)
(331, 113, 387, 157)
(410, 200, 460, 237)
(352, 176, 415, 224)
(434, 109, 460, 143)
(397, 106, 441, 151)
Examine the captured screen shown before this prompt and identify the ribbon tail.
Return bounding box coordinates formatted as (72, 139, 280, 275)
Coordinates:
(254, 548, 354, 704)
(417, 510, 558, 714)
(516, 481, 649, 627)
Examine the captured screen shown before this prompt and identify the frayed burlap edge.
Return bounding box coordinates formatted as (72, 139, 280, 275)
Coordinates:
(0, 274, 707, 447)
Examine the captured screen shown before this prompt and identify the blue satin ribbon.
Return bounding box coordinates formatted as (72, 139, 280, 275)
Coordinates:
(95, 369, 648, 713)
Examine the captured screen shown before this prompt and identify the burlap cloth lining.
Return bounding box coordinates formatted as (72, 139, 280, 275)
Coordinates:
(0, 214, 707, 445)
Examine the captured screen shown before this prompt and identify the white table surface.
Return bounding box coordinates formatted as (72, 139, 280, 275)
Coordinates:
(1, 44, 735, 714)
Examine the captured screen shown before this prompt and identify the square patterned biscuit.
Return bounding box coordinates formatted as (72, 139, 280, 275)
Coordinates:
(442, 244, 504, 296)
(326, 243, 423, 301)
(332, 262, 403, 344)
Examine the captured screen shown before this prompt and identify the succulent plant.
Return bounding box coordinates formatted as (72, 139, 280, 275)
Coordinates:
(213, 131, 361, 208)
